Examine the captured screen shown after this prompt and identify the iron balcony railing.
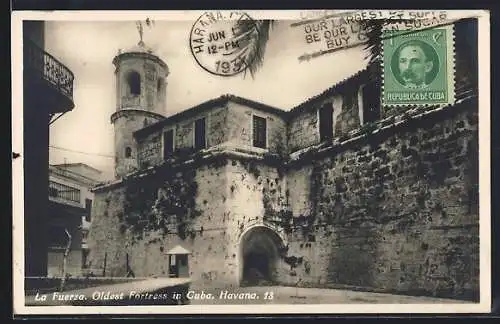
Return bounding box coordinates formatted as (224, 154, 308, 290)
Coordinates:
(49, 180, 81, 203)
(24, 39, 75, 102)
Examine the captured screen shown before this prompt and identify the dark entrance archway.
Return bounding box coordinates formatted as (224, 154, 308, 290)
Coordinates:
(239, 226, 285, 286)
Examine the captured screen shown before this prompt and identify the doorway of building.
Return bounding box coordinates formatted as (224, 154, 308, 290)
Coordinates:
(239, 226, 285, 286)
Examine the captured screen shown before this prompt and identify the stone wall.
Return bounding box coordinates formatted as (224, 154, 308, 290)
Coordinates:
(93, 98, 479, 300)
(91, 100, 479, 300)
(226, 102, 287, 155)
(113, 110, 163, 177)
(283, 99, 479, 300)
(87, 160, 234, 288)
(136, 105, 229, 168)
(136, 131, 162, 169)
(88, 153, 293, 287)
(136, 102, 288, 169)
(288, 90, 360, 153)
(224, 158, 290, 284)
(288, 109, 318, 153)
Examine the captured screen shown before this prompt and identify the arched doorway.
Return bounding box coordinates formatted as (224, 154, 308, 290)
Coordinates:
(239, 226, 285, 286)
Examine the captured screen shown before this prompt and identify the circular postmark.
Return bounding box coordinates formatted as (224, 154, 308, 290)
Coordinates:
(389, 39, 440, 89)
(189, 11, 260, 77)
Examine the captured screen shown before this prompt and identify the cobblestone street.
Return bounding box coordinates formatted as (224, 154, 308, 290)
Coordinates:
(186, 285, 472, 305)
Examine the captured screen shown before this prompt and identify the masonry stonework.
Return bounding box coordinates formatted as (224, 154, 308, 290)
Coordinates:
(226, 102, 287, 155)
(282, 100, 479, 300)
(88, 161, 233, 286)
(112, 48, 168, 178)
(87, 21, 480, 300)
(89, 95, 479, 300)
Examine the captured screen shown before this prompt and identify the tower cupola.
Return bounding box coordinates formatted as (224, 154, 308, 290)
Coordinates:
(110, 22, 169, 178)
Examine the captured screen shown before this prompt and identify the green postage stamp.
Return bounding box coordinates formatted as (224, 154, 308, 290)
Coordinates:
(382, 24, 455, 106)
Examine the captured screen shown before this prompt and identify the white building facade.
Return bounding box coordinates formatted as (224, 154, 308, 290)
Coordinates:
(47, 163, 102, 277)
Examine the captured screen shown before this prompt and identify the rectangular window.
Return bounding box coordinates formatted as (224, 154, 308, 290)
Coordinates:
(163, 129, 174, 159)
(252, 115, 267, 149)
(85, 199, 92, 222)
(194, 118, 206, 150)
(319, 104, 334, 142)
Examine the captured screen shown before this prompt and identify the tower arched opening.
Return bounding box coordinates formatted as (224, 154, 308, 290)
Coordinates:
(126, 71, 141, 96)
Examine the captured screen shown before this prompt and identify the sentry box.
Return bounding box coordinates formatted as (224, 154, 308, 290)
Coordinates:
(166, 245, 190, 278)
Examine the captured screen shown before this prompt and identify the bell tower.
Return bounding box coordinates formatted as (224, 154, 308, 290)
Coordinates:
(111, 24, 169, 178)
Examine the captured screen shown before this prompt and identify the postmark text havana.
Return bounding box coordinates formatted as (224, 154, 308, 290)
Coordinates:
(189, 11, 259, 76)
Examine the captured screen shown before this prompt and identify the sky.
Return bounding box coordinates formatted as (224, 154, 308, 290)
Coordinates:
(45, 19, 369, 180)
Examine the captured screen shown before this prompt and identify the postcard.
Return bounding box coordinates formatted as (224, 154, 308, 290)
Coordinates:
(11, 9, 491, 315)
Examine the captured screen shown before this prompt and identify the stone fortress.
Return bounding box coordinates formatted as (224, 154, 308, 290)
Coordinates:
(87, 19, 480, 300)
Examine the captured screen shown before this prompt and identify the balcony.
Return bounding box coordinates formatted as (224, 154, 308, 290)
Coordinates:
(49, 180, 81, 206)
(23, 39, 75, 114)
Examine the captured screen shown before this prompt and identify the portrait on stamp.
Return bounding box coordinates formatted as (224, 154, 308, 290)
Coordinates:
(382, 25, 455, 106)
(392, 39, 439, 89)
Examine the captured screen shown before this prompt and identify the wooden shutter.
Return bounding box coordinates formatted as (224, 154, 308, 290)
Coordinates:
(163, 129, 174, 159)
(253, 116, 267, 149)
(194, 118, 206, 149)
(319, 104, 333, 142)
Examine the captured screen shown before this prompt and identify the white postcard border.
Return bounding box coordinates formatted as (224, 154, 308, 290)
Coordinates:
(11, 9, 491, 315)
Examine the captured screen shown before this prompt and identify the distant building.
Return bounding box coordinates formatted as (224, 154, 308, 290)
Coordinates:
(47, 163, 102, 277)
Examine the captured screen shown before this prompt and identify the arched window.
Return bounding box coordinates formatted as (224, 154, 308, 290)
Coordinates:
(126, 71, 141, 96)
(125, 147, 132, 158)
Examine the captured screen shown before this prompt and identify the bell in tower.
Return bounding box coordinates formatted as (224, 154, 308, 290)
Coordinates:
(110, 21, 169, 178)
